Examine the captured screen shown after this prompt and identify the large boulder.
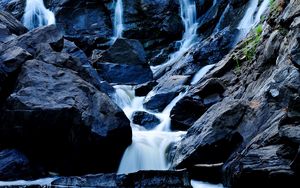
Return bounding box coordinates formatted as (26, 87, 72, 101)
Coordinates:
(2, 24, 64, 55)
(0, 45, 32, 103)
(0, 0, 26, 20)
(143, 75, 189, 112)
(95, 39, 153, 85)
(50, 0, 112, 54)
(171, 99, 246, 169)
(122, 0, 183, 53)
(0, 60, 132, 175)
(0, 149, 46, 181)
(0, 10, 27, 35)
(51, 170, 192, 188)
(170, 78, 226, 130)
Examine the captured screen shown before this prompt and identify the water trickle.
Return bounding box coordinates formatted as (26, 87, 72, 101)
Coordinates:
(112, 0, 124, 41)
(191, 64, 215, 85)
(235, 0, 269, 43)
(151, 0, 198, 73)
(23, 0, 55, 30)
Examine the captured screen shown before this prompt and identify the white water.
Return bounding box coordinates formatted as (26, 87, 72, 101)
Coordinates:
(114, 86, 187, 174)
(23, 0, 55, 30)
(112, 0, 124, 41)
(235, 0, 269, 43)
(151, 0, 198, 73)
(191, 64, 215, 85)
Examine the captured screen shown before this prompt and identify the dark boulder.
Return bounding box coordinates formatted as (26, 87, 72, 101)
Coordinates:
(122, 0, 183, 53)
(37, 45, 114, 97)
(0, 10, 27, 35)
(171, 99, 246, 169)
(0, 60, 132, 175)
(170, 96, 206, 131)
(132, 111, 161, 130)
(95, 39, 153, 85)
(0, 23, 15, 43)
(99, 38, 147, 65)
(134, 81, 158, 97)
(143, 75, 189, 113)
(52, 170, 192, 188)
(95, 62, 153, 85)
(0, 0, 25, 20)
(51, 0, 112, 54)
(170, 78, 225, 130)
(0, 45, 32, 103)
(2, 24, 63, 55)
(0, 149, 46, 181)
(193, 27, 238, 65)
(224, 145, 297, 188)
(291, 33, 300, 69)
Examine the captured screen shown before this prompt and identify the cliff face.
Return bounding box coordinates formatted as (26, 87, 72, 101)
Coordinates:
(170, 0, 300, 187)
(0, 0, 300, 187)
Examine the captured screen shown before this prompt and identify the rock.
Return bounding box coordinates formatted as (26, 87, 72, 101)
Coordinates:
(100, 39, 146, 66)
(0, 0, 25, 20)
(0, 60, 132, 175)
(170, 78, 225, 130)
(171, 99, 246, 169)
(0, 149, 45, 181)
(0, 45, 32, 102)
(224, 145, 296, 188)
(51, 0, 112, 54)
(95, 39, 153, 85)
(281, 0, 300, 25)
(0, 10, 27, 35)
(132, 111, 161, 130)
(52, 173, 118, 188)
(189, 163, 223, 183)
(263, 30, 283, 63)
(122, 0, 183, 53)
(95, 62, 153, 85)
(0, 23, 15, 43)
(193, 27, 238, 65)
(52, 170, 192, 188)
(37, 45, 114, 97)
(143, 75, 190, 113)
(291, 34, 300, 69)
(2, 24, 64, 55)
(170, 96, 206, 131)
(134, 81, 158, 97)
(279, 125, 300, 144)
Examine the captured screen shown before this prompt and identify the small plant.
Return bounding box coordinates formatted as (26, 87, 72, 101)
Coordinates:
(241, 24, 263, 61)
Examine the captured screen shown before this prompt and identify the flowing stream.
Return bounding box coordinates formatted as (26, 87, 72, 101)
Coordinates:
(235, 0, 270, 44)
(23, 0, 55, 30)
(112, 0, 124, 41)
(151, 0, 198, 74)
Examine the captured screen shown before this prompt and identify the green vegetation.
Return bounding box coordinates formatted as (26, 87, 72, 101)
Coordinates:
(242, 24, 263, 61)
(233, 24, 264, 73)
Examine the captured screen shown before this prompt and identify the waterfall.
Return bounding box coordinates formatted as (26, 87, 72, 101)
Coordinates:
(114, 86, 186, 174)
(235, 0, 269, 43)
(23, 0, 55, 30)
(151, 0, 198, 73)
(112, 0, 124, 41)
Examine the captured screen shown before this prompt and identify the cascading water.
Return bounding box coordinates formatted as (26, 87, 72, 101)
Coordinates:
(23, 0, 55, 30)
(112, 0, 124, 41)
(235, 0, 269, 44)
(151, 0, 198, 73)
(115, 86, 187, 174)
